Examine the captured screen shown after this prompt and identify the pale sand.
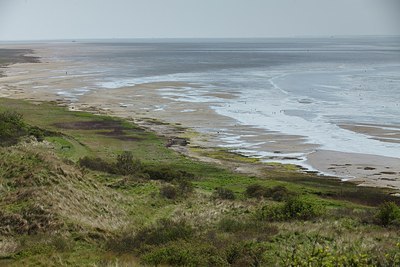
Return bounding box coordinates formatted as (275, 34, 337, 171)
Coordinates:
(0, 44, 399, 191)
(339, 123, 400, 144)
(306, 150, 400, 190)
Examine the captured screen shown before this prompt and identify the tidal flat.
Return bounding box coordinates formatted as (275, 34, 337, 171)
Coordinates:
(1, 44, 400, 266)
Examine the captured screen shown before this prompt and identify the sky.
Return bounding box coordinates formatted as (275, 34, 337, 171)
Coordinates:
(0, 0, 399, 40)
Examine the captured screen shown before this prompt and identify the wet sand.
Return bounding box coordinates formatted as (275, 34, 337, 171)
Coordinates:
(307, 150, 400, 189)
(1, 44, 399, 190)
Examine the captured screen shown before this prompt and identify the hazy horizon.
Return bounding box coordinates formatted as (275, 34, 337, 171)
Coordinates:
(1, 0, 399, 41)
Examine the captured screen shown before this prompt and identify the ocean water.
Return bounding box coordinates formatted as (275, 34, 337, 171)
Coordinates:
(42, 37, 400, 160)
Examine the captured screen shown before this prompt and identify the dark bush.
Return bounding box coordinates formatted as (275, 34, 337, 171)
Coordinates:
(144, 165, 194, 182)
(257, 197, 322, 221)
(226, 242, 266, 267)
(268, 185, 290, 201)
(106, 231, 136, 254)
(0, 111, 27, 146)
(107, 219, 194, 255)
(282, 197, 319, 220)
(114, 151, 142, 175)
(218, 218, 278, 242)
(27, 126, 46, 142)
(78, 156, 113, 173)
(160, 185, 178, 199)
(245, 184, 266, 198)
(160, 180, 194, 199)
(142, 241, 226, 266)
(376, 201, 400, 227)
(246, 184, 291, 201)
(142, 243, 199, 266)
(218, 218, 242, 233)
(176, 179, 194, 196)
(134, 219, 194, 248)
(213, 187, 236, 200)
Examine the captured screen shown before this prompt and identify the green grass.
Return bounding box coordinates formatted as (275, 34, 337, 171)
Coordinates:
(1, 97, 400, 266)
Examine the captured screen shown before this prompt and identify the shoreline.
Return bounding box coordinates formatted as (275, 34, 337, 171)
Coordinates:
(0, 45, 399, 190)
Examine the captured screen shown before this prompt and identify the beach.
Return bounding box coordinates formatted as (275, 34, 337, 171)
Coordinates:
(0, 39, 399, 190)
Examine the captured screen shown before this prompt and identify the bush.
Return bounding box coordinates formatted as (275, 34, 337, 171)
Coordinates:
(218, 218, 244, 233)
(106, 231, 137, 254)
(213, 187, 236, 200)
(78, 156, 113, 173)
(79, 151, 146, 178)
(114, 151, 142, 175)
(282, 197, 319, 220)
(160, 185, 178, 199)
(266, 185, 290, 201)
(376, 201, 400, 226)
(257, 197, 322, 221)
(218, 218, 279, 243)
(176, 179, 194, 195)
(107, 219, 194, 255)
(27, 126, 46, 142)
(245, 184, 266, 198)
(226, 242, 266, 267)
(142, 243, 199, 266)
(134, 219, 194, 248)
(246, 184, 291, 201)
(0, 111, 27, 146)
(142, 241, 226, 266)
(160, 180, 194, 199)
(144, 165, 194, 182)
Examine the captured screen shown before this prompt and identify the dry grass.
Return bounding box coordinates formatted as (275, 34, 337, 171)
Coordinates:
(0, 141, 130, 236)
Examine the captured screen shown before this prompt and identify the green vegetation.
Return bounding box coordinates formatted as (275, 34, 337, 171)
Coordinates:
(0, 111, 51, 146)
(213, 187, 236, 200)
(257, 197, 323, 221)
(0, 97, 400, 266)
(376, 201, 400, 226)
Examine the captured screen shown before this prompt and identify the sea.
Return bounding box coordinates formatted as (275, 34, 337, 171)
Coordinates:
(32, 37, 400, 162)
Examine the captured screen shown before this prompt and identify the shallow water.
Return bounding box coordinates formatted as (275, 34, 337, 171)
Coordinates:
(30, 37, 400, 160)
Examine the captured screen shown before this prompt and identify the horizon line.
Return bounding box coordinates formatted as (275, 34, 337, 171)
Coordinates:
(1, 34, 400, 43)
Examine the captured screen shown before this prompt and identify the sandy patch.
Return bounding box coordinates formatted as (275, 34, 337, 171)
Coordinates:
(307, 150, 400, 189)
(339, 123, 400, 144)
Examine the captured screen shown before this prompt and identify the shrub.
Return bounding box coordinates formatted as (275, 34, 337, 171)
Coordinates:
(78, 156, 113, 173)
(142, 241, 226, 266)
(226, 242, 266, 267)
(142, 244, 198, 266)
(144, 165, 194, 182)
(213, 187, 236, 200)
(114, 151, 142, 175)
(282, 197, 319, 220)
(267, 185, 290, 201)
(134, 219, 193, 248)
(27, 126, 46, 142)
(160, 180, 194, 199)
(246, 184, 291, 201)
(0, 111, 27, 146)
(376, 201, 400, 226)
(106, 231, 136, 254)
(160, 185, 178, 199)
(217, 218, 279, 243)
(245, 184, 266, 198)
(107, 219, 194, 255)
(257, 197, 322, 221)
(176, 179, 194, 196)
(218, 218, 244, 233)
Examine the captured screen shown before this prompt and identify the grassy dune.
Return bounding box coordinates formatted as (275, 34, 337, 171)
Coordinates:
(0, 98, 400, 266)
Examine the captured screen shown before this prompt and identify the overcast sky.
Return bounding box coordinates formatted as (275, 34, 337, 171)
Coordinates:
(0, 0, 399, 40)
